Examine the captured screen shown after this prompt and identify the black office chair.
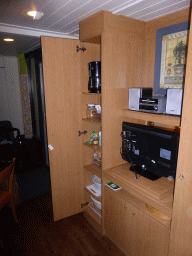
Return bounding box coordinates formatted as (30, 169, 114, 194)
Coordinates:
(0, 121, 44, 172)
(0, 121, 22, 170)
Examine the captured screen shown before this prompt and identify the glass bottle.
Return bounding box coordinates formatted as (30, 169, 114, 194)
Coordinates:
(92, 146, 102, 168)
(86, 104, 97, 119)
(93, 132, 98, 145)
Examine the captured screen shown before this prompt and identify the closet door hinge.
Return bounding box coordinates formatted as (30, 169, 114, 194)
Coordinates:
(79, 130, 87, 136)
(81, 202, 89, 208)
(76, 45, 86, 52)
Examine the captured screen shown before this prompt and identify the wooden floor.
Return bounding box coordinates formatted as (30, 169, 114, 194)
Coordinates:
(0, 193, 126, 256)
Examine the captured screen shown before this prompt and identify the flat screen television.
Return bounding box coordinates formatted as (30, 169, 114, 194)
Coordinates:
(121, 122, 180, 181)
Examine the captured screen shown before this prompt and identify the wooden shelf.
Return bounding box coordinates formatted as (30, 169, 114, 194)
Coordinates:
(84, 190, 102, 226)
(84, 187, 102, 202)
(122, 109, 180, 127)
(84, 164, 102, 178)
(82, 92, 101, 95)
(82, 117, 101, 123)
(88, 202, 102, 218)
(83, 142, 101, 150)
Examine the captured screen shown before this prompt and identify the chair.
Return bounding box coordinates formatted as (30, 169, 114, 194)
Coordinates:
(0, 158, 18, 223)
(0, 121, 22, 169)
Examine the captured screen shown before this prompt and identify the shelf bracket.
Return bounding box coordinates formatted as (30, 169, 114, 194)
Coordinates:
(76, 45, 86, 52)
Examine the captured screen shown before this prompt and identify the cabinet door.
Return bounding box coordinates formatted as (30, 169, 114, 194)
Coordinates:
(104, 186, 170, 256)
(104, 187, 132, 254)
(168, 11, 192, 256)
(130, 204, 170, 256)
(41, 36, 83, 221)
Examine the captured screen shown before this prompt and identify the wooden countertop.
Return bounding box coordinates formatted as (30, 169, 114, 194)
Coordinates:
(103, 163, 174, 200)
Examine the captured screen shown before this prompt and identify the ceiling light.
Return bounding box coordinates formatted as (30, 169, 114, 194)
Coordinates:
(4, 38, 14, 42)
(27, 11, 43, 20)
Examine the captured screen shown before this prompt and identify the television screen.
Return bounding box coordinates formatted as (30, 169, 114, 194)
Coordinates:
(121, 122, 180, 180)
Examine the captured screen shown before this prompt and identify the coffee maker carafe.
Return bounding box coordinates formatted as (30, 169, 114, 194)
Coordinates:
(88, 61, 101, 93)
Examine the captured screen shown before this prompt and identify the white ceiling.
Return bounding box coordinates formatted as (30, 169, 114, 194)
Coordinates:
(0, 0, 191, 56)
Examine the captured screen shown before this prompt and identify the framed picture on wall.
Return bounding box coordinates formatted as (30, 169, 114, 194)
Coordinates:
(153, 21, 189, 96)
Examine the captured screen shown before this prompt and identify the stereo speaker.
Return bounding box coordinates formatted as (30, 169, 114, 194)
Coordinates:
(165, 89, 183, 116)
(129, 88, 140, 110)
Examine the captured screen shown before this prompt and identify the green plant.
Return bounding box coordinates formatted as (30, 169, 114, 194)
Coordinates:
(173, 40, 187, 65)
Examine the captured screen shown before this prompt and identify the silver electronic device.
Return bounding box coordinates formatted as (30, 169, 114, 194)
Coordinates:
(128, 88, 153, 111)
(139, 97, 166, 114)
(165, 89, 183, 116)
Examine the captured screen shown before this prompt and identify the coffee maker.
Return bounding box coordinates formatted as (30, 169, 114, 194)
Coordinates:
(88, 61, 101, 93)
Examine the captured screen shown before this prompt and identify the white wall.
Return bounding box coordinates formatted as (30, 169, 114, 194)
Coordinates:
(0, 55, 24, 134)
(0, 66, 10, 120)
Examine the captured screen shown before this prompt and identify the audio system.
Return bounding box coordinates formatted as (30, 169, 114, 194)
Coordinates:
(139, 97, 166, 114)
(129, 88, 183, 116)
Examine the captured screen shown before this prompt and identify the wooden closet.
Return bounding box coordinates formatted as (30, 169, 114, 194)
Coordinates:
(41, 7, 192, 256)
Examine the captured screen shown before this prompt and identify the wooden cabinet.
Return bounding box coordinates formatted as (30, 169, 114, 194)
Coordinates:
(41, 7, 192, 255)
(41, 10, 145, 223)
(104, 186, 170, 256)
(80, 43, 102, 228)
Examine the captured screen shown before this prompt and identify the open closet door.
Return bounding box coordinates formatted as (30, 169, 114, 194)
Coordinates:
(41, 36, 83, 221)
(168, 13, 192, 255)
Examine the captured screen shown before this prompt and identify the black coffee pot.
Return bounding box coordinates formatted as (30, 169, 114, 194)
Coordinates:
(88, 61, 101, 93)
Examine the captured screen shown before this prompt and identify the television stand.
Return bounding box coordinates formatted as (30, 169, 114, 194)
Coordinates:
(130, 165, 161, 181)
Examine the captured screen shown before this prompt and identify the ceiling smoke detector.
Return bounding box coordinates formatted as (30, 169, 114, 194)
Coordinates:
(27, 11, 43, 20)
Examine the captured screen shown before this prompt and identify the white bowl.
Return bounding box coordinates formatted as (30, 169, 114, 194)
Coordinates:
(92, 175, 101, 190)
(91, 195, 102, 210)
